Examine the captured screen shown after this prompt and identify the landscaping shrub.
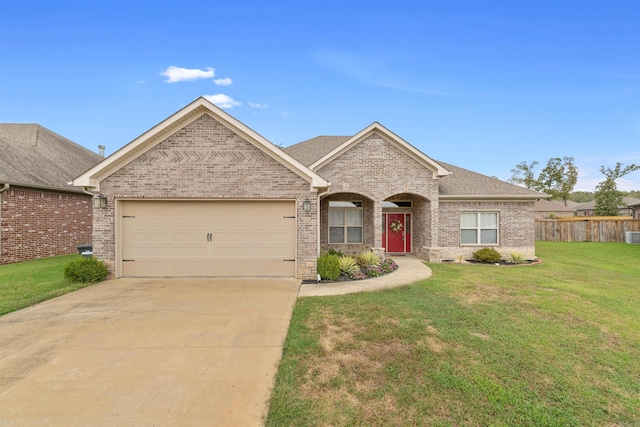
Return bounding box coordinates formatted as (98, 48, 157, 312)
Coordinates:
(348, 269, 367, 280)
(327, 248, 344, 257)
(509, 252, 526, 264)
(317, 253, 341, 280)
(472, 247, 502, 263)
(338, 256, 360, 275)
(356, 251, 381, 268)
(380, 259, 398, 274)
(365, 266, 384, 277)
(64, 256, 109, 283)
(363, 259, 399, 278)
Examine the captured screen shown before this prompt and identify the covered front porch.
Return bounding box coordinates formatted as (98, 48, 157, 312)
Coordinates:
(319, 192, 437, 257)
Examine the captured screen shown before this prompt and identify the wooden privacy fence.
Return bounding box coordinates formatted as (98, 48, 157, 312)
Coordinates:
(535, 217, 640, 242)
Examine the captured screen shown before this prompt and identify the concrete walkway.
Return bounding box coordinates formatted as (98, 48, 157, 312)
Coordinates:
(298, 255, 432, 297)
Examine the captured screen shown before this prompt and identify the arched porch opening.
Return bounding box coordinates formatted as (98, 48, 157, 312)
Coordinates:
(320, 192, 375, 254)
(382, 193, 433, 254)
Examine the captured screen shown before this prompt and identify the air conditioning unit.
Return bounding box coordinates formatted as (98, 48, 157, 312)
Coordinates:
(625, 231, 640, 244)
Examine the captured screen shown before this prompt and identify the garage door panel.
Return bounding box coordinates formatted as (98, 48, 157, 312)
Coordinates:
(121, 201, 297, 277)
(249, 260, 294, 276)
(169, 231, 207, 243)
(169, 260, 212, 276)
(123, 260, 170, 277)
(168, 245, 210, 258)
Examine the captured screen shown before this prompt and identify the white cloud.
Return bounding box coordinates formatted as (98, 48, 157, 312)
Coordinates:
(249, 102, 268, 109)
(204, 94, 242, 109)
(214, 77, 233, 86)
(161, 66, 215, 83)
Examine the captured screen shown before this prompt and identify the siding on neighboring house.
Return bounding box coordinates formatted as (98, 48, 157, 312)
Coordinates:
(0, 188, 92, 264)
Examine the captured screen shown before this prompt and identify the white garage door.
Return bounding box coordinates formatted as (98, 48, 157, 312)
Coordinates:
(120, 200, 296, 277)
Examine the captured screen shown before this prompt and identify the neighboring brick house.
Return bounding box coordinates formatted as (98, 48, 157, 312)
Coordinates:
(534, 199, 579, 219)
(73, 97, 544, 280)
(0, 124, 103, 264)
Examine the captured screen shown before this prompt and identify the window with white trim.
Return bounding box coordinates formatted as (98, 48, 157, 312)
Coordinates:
(460, 212, 498, 244)
(329, 201, 363, 244)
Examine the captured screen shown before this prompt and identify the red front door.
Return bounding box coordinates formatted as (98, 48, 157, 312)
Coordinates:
(387, 213, 406, 252)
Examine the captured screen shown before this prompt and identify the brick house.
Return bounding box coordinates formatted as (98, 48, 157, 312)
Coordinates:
(73, 97, 543, 279)
(575, 197, 640, 217)
(0, 124, 103, 264)
(534, 199, 579, 219)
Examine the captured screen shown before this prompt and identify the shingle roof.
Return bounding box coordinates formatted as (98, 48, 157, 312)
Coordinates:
(285, 136, 543, 198)
(283, 136, 350, 166)
(534, 199, 579, 212)
(575, 196, 640, 211)
(436, 161, 542, 198)
(0, 124, 103, 193)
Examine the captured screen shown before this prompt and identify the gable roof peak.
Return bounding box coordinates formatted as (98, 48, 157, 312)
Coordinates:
(309, 121, 451, 178)
(72, 96, 329, 191)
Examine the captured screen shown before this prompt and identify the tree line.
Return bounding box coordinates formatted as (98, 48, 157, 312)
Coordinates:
(509, 157, 640, 216)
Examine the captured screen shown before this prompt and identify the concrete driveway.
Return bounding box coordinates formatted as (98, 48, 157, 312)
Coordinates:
(0, 277, 300, 426)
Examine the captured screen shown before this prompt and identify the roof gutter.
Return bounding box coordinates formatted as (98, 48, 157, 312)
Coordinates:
(80, 186, 98, 196)
(0, 183, 9, 194)
(439, 194, 546, 201)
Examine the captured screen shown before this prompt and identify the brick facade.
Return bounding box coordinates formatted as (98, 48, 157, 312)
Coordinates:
(318, 135, 440, 201)
(318, 134, 440, 255)
(315, 134, 536, 262)
(82, 102, 539, 278)
(95, 114, 319, 279)
(417, 200, 536, 261)
(0, 188, 93, 264)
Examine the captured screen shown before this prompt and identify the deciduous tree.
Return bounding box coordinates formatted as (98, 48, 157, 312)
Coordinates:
(538, 157, 578, 204)
(509, 161, 539, 189)
(594, 163, 640, 216)
(509, 157, 578, 204)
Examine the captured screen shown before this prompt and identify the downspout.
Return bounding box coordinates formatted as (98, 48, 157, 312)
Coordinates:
(81, 186, 98, 196)
(0, 183, 9, 194)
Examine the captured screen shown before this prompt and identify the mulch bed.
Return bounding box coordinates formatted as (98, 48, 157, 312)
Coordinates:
(302, 261, 399, 284)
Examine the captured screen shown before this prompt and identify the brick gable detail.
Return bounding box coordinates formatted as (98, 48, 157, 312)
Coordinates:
(317, 134, 439, 201)
(95, 114, 318, 278)
(317, 134, 440, 254)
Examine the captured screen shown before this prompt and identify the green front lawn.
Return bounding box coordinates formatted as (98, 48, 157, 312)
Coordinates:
(0, 255, 93, 315)
(267, 242, 640, 426)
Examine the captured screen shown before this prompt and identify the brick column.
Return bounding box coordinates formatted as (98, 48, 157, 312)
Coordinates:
(429, 199, 439, 248)
(372, 199, 384, 255)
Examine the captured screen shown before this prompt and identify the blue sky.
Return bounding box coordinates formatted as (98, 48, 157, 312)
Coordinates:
(1, 0, 639, 191)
